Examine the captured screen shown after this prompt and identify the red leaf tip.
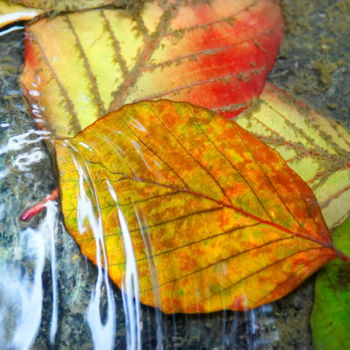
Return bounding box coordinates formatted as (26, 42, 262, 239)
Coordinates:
(20, 188, 59, 221)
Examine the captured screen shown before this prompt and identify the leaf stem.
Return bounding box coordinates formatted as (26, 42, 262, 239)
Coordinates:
(334, 247, 350, 263)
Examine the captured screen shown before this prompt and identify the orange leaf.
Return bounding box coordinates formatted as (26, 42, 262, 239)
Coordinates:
(21, 0, 283, 138)
(56, 100, 340, 314)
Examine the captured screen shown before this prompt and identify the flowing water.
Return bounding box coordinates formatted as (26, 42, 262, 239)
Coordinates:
(0, 26, 315, 350)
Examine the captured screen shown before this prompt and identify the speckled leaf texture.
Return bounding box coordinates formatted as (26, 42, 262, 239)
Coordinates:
(236, 83, 350, 230)
(311, 216, 350, 350)
(55, 100, 340, 314)
(21, 0, 283, 137)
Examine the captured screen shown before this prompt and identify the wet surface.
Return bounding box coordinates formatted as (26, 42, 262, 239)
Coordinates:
(0, 28, 284, 350)
(0, 0, 349, 349)
(271, 0, 350, 128)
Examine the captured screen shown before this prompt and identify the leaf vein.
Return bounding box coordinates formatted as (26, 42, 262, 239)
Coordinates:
(65, 15, 107, 117)
(109, 222, 261, 266)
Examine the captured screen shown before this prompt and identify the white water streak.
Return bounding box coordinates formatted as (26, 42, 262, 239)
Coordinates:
(245, 304, 280, 350)
(9, 228, 44, 350)
(46, 201, 59, 344)
(107, 181, 142, 350)
(0, 25, 23, 37)
(119, 207, 142, 350)
(136, 209, 164, 350)
(72, 153, 116, 350)
(87, 263, 116, 350)
(0, 203, 58, 350)
(0, 130, 51, 156)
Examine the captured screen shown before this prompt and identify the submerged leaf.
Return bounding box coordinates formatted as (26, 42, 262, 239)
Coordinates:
(237, 83, 350, 230)
(56, 100, 339, 314)
(311, 216, 350, 350)
(21, 0, 283, 137)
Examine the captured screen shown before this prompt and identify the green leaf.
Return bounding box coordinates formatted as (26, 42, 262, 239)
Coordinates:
(311, 216, 350, 349)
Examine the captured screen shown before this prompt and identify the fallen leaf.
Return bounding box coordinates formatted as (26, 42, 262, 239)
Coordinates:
(236, 83, 350, 230)
(21, 0, 283, 137)
(311, 216, 350, 350)
(0, 0, 126, 29)
(0, 1, 42, 28)
(12, 0, 116, 11)
(56, 100, 342, 314)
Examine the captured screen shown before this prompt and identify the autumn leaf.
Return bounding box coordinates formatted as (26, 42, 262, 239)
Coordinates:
(55, 100, 344, 314)
(0, 0, 120, 26)
(236, 83, 350, 230)
(11, 0, 116, 11)
(21, 0, 283, 138)
(0, 0, 42, 28)
(311, 216, 350, 350)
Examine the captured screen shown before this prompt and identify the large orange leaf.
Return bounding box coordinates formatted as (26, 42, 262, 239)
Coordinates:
(56, 100, 344, 314)
(21, 0, 283, 138)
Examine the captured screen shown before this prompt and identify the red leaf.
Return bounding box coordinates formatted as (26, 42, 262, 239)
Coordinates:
(21, 0, 283, 138)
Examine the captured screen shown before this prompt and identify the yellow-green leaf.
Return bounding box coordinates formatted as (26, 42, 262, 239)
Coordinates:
(236, 83, 350, 230)
(56, 100, 340, 314)
(311, 216, 350, 350)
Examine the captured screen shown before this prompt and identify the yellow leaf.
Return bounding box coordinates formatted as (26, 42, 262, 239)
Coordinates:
(56, 100, 340, 314)
(236, 83, 350, 230)
(0, 0, 125, 29)
(12, 0, 116, 11)
(0, 0, 42, 28)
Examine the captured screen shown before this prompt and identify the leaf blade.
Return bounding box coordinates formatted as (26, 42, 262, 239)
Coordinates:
(56, 100, 336, 313)
(11, 0, 116, 11)
(311, 216, 350, 350)
(21, 0, 283, 137)
(236, 83, 350, 229)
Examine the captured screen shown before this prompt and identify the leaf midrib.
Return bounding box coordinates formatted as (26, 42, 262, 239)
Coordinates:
(82, 157, 334, 252)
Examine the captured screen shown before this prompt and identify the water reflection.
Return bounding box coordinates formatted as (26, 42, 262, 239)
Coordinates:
(136, 207, 164, 350)
(0, 201, 58, 349)
(0, 227, 44, 349)
(46, 201, 59, 344)
(0, 123, 59, 349)
(63, 123, 283, 349)
(118, 204, 142, 350)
